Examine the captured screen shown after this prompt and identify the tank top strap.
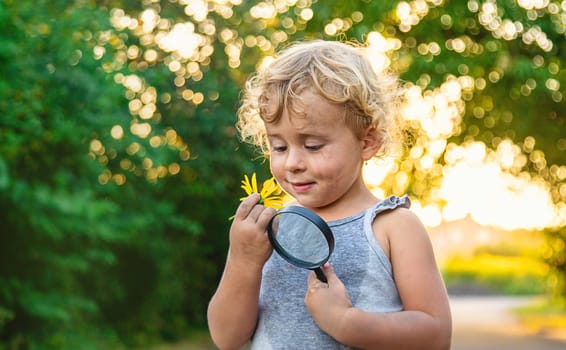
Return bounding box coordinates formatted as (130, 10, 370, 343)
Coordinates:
(361, 195, 411, 276)
(363, 195, 411, 227)
(367, 195, 411, 218)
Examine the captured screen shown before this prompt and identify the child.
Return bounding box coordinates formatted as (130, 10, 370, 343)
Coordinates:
(207, 40, 452, 349)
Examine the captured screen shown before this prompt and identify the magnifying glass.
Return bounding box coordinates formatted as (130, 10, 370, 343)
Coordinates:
(267, 206, 335, 283)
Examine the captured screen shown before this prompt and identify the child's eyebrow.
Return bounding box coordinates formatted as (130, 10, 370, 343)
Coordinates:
(268, 133, 327, 141)
(298, 132, 326, 138)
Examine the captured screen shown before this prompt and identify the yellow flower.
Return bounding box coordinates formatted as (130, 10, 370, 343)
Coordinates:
(240, 173, 284, 209)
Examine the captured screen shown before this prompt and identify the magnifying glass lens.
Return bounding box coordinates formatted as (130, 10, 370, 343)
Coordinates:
(271, 213, 330, 266)
(267, 206, 334, 282)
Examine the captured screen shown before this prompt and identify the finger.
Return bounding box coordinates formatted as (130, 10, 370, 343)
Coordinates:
(307, 273, 328, 293)
(247, 203, 268, 222)
(307, 266, 327, 285)
(307, 270, 318, 285)
(321, 262, 338, 283)
(234, 193, 260, 220)
(308, 270, 327, 286)
(256, 207, 277, 228)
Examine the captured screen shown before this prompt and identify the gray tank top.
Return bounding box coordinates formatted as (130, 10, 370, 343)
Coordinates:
(251, 195, 410, 350)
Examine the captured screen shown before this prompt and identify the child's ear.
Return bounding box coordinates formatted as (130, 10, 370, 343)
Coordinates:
(361, 127, 382, 161)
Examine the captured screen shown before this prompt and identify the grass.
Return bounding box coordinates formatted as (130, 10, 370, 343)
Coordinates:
(514, 298, 566, 340)
(149, 329, 215, 350)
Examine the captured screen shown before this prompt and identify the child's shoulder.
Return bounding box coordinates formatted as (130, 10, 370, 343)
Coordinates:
(376, 203, 424, 231)
(373, 200, 428, 243)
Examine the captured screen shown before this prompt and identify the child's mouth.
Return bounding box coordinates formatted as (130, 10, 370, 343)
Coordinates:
(291, 182, 314, 193)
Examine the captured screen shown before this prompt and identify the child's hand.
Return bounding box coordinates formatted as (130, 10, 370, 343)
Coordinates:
(229, 193, 276, 268)
(304, 262, 353, 336)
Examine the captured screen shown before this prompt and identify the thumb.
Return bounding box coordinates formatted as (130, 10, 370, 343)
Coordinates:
(321, 262, 339, 283)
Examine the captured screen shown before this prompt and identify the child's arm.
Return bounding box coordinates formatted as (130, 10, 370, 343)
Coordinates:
(305, 208, 452, 350)
(207, 194, 276, 350)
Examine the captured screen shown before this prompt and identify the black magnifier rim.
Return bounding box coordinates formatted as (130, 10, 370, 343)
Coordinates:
(267, 206, 335, 269)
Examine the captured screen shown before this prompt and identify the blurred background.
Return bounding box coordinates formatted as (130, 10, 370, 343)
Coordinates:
(0, 0, 565, 349)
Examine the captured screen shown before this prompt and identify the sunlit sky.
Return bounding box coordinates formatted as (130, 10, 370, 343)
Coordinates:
(363, 143, 563, 231)
(103, 0, 566, 232)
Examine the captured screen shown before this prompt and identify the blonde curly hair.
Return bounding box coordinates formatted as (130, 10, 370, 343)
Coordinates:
(237, 40, 402, 157)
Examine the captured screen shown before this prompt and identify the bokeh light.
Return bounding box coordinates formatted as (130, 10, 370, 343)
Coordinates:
(104, 0, 565, 231)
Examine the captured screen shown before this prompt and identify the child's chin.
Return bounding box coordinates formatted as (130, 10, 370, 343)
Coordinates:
(293, 198, 328, 210)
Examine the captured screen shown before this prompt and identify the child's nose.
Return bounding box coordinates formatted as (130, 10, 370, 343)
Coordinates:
(285, 148, 305, 171)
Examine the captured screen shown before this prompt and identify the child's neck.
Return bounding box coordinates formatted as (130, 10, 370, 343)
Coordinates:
(309, 185, 379, 222)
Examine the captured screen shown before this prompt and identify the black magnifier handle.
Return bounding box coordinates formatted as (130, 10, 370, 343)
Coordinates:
(314, 267, 327, 283)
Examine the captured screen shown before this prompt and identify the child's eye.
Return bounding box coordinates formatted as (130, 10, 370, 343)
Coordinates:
(271, 146, 287, 152)
(305, 144, 323, 151)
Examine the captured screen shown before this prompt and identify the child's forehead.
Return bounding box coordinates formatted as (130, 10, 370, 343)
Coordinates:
(266, 94, 345, 131)
(265, 116, 331, 139)
(269, 88, 342, 117)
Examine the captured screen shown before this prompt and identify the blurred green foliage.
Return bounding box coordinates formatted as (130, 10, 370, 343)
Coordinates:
(443, 234, 551, 295)
(544, 226, 566, 300)
(0, 0, 564, 348)
(443, 254, 549, 295)
(0, 0, 235, 347)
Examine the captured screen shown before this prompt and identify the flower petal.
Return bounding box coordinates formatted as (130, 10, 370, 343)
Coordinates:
(251, 173, 258, 193)
(263, 197, 284, 209)
(260, 177, 278, 198)
(241, 174, 253, 195)
(238, 173, 285, 209)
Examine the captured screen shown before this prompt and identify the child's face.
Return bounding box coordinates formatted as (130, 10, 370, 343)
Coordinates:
(265, 89, 369, 211)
